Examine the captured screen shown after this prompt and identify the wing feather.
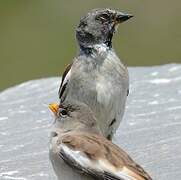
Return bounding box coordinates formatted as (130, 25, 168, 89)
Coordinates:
(58, 63, 72, 101)
(59, 145, 104, 179)
(58, 146, 136, 180)
(56, 133, 152, 180)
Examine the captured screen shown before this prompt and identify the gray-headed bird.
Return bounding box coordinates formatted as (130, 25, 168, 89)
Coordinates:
(58, 8, 132, 140)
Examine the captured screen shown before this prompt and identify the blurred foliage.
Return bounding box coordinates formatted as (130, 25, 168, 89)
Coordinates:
(0, 0, 181, 91)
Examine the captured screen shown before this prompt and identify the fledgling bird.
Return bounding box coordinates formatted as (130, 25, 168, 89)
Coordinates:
(59, 8, 133, 140)
(49, 101, 152, 180)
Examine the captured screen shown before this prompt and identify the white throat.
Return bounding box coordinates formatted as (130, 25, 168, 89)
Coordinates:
(91, 44, 110, 59)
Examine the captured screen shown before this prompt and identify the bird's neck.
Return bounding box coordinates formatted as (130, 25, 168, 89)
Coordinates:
(52, 126, 102, 137)
(79, 126, 102, 135)
(79, 43, 112, 58)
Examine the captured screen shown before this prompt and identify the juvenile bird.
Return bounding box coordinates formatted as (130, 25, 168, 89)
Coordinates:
(49, 101, 152, 180)
(59, 8, 132, 140)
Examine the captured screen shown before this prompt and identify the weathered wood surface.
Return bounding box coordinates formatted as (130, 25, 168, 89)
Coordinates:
(0, 64, 181, 180)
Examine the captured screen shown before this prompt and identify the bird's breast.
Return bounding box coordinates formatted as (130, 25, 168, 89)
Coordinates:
(68, 51, 128, 136)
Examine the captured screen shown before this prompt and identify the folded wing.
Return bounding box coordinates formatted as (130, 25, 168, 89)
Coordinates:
(57, 133, 152, 180)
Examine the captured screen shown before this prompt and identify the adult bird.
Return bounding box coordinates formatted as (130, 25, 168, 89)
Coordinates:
(49, 101, 152, 180)
(59, 8, 132, 139)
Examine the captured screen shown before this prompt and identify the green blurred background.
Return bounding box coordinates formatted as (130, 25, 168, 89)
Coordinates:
(0, 0, 181, 91)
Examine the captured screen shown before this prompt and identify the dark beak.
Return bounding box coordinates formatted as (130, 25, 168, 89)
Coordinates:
(116, 12, 133, 23)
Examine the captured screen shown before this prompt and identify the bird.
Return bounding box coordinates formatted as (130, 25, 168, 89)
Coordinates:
(49, 101, 152, 180)
(58, 8, 133, 140)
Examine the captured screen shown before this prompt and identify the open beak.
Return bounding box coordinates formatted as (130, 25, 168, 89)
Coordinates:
(49, 103, 59, 115)
(116, 12, 133, 23)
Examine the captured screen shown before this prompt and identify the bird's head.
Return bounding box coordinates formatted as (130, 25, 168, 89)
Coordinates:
(49, 101, 99, 133)
(76, 8, 133, 49)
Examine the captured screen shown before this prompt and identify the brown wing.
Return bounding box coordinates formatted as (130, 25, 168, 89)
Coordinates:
(60, 132, 152, 180)
(58, 63, 72, 101)
(59, 143, 121, 180)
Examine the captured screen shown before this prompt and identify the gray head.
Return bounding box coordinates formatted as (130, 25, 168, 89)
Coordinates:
(76, 8, 133, 48)
(49, 100, 99, 133)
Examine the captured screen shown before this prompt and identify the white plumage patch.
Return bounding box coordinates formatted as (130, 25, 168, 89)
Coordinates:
(61, 68, 72, 88)
(61, 144, 102, 171)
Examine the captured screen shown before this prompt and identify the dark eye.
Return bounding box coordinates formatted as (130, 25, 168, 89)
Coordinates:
(96, 13, 110, 22)
(100, 13, 109, 19)
(59, 108, 68, 117)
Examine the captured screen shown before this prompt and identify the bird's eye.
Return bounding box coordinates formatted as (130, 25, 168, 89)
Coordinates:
(58, 108, 68, 117)
(100, 13, 109, 19)
(96, 13, 110, 22)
